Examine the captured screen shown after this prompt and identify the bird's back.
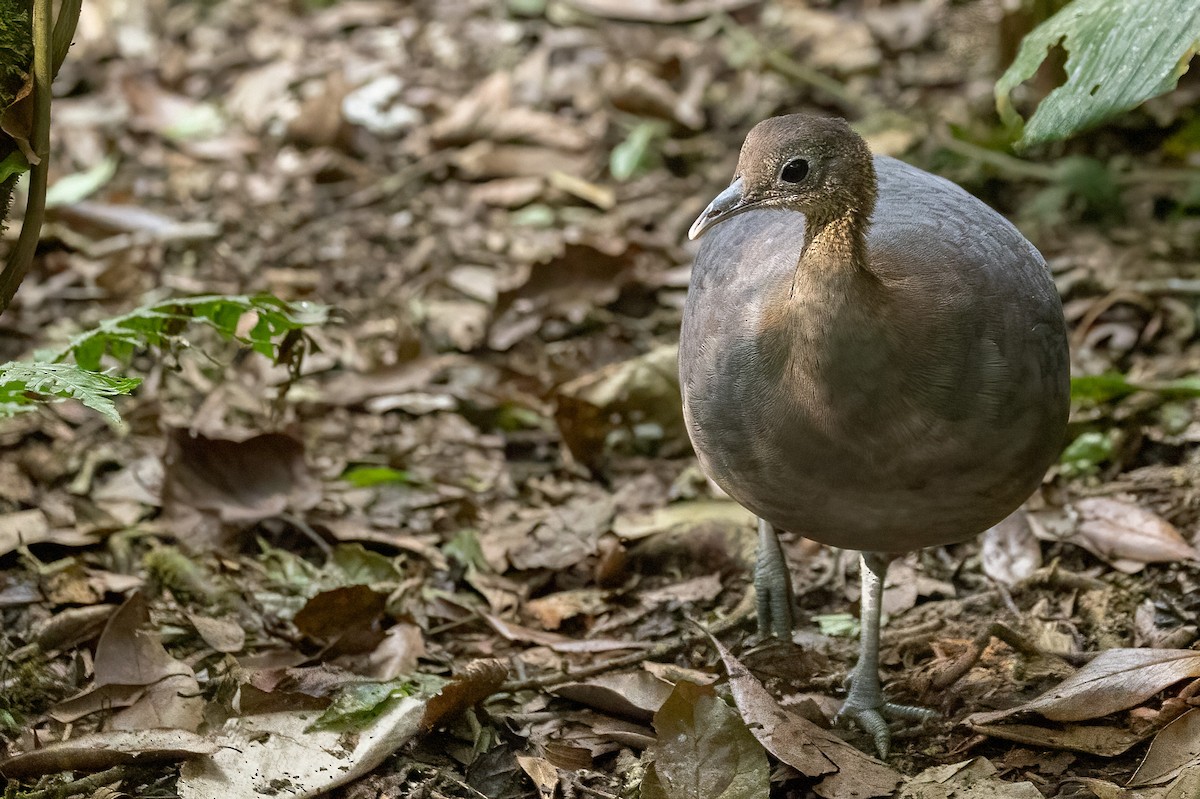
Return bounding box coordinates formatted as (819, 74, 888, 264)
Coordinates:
(680, 156, 1069, 552)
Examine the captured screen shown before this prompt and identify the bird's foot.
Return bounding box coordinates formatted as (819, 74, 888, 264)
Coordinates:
(837, 669, 936, 759)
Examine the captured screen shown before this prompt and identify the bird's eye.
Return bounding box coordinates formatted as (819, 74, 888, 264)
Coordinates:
(780, 158, 809, 184)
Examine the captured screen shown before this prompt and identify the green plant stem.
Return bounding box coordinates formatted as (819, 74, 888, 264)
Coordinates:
(0, 0, 52, 315)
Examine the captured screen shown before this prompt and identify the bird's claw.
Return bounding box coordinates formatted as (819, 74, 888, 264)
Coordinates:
(838, 670, 936, 758)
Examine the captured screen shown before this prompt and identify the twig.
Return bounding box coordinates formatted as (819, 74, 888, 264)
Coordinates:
(500, 599, 756, 693)
(15, 766, 125, 799)
(0, 0, 53, 314)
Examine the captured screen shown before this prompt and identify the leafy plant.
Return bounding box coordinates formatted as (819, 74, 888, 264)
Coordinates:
(0, 294, 329, 426)
(997, 0, 1200, 148)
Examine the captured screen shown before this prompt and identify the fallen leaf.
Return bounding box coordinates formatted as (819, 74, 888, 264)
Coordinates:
(641, 680, 769, 799)
(967, 648, 1200, 724)
(0, 729, 218, 780)
(897, 758, 1041, 799)
(1131, 708, 1200, 787)
(163, 429, 319, 527)
(178, 698, 425, 799)
(555, 671, 675, 722)
(966, 720, 1147, 757)
(516, 755, 559, 799)
(710, 636, 900, 798)
(422, 658, 508, 731)
(1068, 498, 1198, 573)
(293, 584, 387, 659)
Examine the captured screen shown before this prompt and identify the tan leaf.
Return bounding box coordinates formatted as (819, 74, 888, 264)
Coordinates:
(1069, 498, 1198, 573)
(967, 648, 1200, 724)
(0, 729, 218, 780)
(709, 636, 900, 798)
(555, 671, 675, 722)
(1130, 708, 1200, 787)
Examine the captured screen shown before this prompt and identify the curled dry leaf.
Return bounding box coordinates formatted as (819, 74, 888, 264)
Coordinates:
(966, 720, 1147, 757)
(421, 658, 508, 732)
(1069, 497, 1198, 573)
(968, 648, 1200, 725)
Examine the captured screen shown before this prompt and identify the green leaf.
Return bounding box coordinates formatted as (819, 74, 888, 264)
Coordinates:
(641, 681, 769, 799)
(1060, 430, 1116, 477)
(51, 294, 330, 372)
(1070, 372, 1140, 405)
(44, 155, 119, 208)
(813, 612, 860, 638)
(308, 680, 415, 732)
(610, 120, 668, 182)
(0, 150, 28, 183)
(341, 465, 414, 488)
(0, 361, 140, 428)
(996, 0, 1200, 148)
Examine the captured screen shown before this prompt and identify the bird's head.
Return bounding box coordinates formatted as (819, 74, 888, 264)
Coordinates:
(689, 114, 877, 240)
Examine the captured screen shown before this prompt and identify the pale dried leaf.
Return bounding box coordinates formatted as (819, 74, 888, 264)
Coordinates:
(897, 758, 1042, 799)
(1069, 498, 1198, 573)
(981, 510, 1042, 586)
(968, 648, 1200, 724)
(1131, 708, 1200, 787)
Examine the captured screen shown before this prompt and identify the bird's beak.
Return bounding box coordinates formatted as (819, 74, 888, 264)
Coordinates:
(688, 177, 747, 241)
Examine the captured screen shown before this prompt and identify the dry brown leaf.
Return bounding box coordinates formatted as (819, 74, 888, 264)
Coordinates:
(187, 612, 246, 654)
(1131, 708, 1200, 787)
(0, 729, 218, 780)
(967, 720, 1148, 757)
(293, 584, 387, 659)
(554, 671, 675, 722)
(710, 636, 900, 799)
(516, 755, 559, 799)
(485, 613, 651, 653)
(968, 648, 1200, 724)
(526, 588, 608, 630)
(1069, 498, 1199, 573)
(163, 429, 319, 526)
(421, 658, 508, 731)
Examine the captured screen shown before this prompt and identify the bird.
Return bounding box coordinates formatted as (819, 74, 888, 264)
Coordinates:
(679, 114, 1069, 757)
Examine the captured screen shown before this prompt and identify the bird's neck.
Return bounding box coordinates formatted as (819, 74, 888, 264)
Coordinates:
(798, 211, 870, 275)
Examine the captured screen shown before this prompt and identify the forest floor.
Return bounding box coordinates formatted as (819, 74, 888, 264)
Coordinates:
(3, 0, 1200, 797)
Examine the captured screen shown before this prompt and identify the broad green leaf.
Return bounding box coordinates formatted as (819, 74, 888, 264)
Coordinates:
(1071, 372, 1200, 406)
(0, 361, 140, 427)
(641, 681, 769, 799)
(996, 0, 1200, 147)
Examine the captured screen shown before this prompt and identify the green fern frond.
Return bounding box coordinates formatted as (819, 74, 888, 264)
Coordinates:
(0, 361, 141, 427)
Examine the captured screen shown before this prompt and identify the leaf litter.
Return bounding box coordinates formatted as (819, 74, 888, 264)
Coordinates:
(2, 0, 1200, 796)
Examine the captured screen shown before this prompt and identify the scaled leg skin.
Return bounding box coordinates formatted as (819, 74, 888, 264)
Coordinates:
(754, 518, 795, 639)
(837, 551, 936, 758)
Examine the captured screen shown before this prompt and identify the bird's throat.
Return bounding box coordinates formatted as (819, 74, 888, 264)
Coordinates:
(799, 212, 870, 273)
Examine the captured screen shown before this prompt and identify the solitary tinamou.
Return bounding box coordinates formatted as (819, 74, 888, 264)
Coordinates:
(680, 114, 1069, 757)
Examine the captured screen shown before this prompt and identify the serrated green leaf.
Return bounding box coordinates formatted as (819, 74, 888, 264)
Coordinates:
(997, 0, 1200, 147)
(0, 361, 140, 427)
(52, 294, 330, 370)
(0, 150, 28, 183)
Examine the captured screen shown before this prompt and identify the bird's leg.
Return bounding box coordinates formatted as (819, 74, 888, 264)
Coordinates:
(837, 551, 936, 758)
(754, 518, 795, 639)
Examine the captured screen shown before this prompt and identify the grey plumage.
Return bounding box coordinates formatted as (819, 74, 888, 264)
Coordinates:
(680, 155, 1069, 553)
